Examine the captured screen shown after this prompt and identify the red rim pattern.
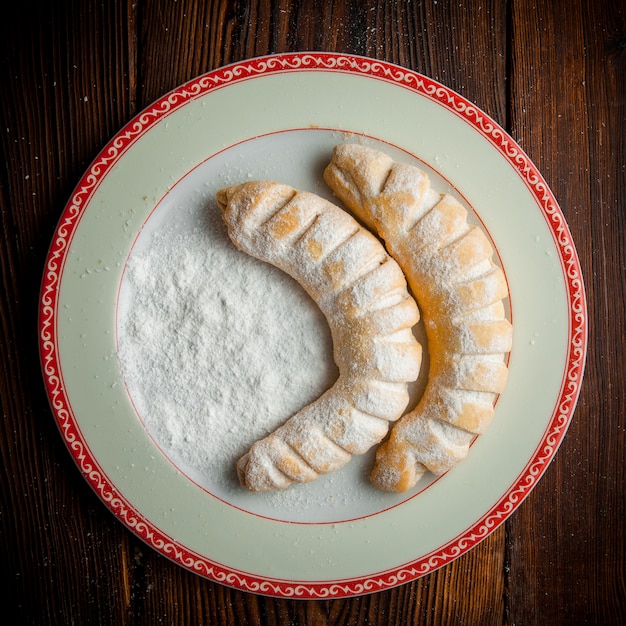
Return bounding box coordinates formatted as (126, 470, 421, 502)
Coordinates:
(38, 52, 587, 598)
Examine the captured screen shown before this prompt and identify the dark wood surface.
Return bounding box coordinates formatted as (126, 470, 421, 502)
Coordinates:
(1, 0, 624, 624)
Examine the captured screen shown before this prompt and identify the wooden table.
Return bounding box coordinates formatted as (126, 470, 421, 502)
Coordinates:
(1, 1, 624, 624)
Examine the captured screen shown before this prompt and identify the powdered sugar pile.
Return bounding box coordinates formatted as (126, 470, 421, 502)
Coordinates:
(114, 133, 436, 521)
(117, 206, 340, 501)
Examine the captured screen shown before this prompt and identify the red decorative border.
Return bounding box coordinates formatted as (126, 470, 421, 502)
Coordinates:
(38, 53, 587, 598)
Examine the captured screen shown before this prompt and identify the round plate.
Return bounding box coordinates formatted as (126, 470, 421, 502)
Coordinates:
(39, 53, 587, 598)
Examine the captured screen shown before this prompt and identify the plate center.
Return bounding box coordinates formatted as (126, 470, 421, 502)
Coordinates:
(116, 129, 439, 523)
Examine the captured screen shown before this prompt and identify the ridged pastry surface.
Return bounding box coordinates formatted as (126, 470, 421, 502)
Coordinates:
(324, 144, 513, 493)
(217, 181, 422, 492)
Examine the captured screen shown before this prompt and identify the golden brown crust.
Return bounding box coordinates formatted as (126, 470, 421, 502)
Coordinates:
(324, 144, 513, 492)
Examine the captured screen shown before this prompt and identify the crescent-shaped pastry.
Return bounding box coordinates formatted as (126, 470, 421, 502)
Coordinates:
(216, 181, 422, 492)
(324, 144, 513, 493)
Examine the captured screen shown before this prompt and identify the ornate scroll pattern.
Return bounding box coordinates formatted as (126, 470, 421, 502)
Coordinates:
(39, 52, 587, 599)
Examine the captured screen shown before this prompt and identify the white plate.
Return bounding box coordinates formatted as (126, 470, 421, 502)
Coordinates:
(39, 53, 587, 598)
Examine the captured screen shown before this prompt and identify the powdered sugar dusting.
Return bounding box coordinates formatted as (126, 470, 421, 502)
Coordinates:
(115, 130, 434, 521)
(218, 182, 422, 492)
(325, 143, 512, 492)
(118, 214, 339, 483)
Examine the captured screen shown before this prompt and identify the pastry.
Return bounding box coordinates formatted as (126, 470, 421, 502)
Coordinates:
(216, 181, 422, 492)
(324, 144, 513, 492)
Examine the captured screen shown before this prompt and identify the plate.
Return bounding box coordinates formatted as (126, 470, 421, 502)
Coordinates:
(39, 53, 587, 598)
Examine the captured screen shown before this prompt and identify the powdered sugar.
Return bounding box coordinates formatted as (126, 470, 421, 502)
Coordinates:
(325, 144, 512, 492)
(114, 132, 435, 520)
(117, 208, 339, 493)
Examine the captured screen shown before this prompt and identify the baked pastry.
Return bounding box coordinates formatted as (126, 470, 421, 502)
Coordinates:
(324, 144, 513, 492)
(216, 181, 422, 492)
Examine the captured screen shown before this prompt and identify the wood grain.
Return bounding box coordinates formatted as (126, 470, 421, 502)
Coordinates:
(1, 0, 624, 624)
(506, 1, 626, 624)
